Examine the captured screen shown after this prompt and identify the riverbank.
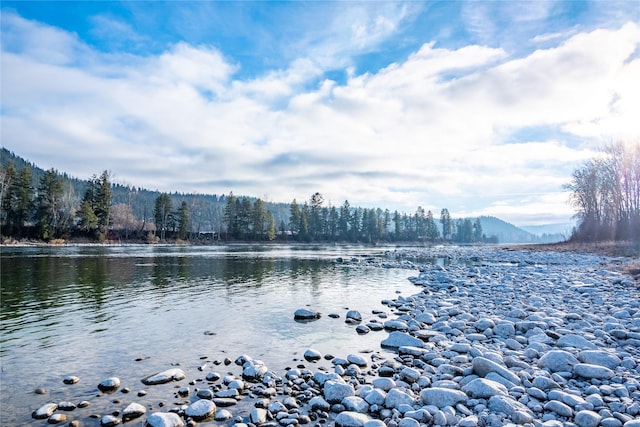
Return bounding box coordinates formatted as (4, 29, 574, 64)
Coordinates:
(19, 245, 640, 427)
(506, 241, 640, 283)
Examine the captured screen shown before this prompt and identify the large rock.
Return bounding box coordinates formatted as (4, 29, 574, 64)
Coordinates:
(462, 378, 508, 399)
(145, 412, 184, 427)
(32, 403, 57, 419)
(574, 363, 614, 380)
(472, 356, 521, 385)
(342, 396, 370, 413)
(385, 388, 416, 409)
(294, 308, 321, 321)
(142, 369, 185, 385)
(574, 410, 602, 427)
(185, 399, 216, 421)
(488, 395, 533, 424)
(537, 350, 579, 372)
(420, 387, 467, 408)
(324, 380, 355, 404)
(558, 334, 597, 350)
(335, 411, 371, 427)
(381, 332, 424, 349)
(578, 350, 621, 369)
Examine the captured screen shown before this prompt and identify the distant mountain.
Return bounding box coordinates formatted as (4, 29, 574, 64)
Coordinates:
(520, 222, 575, 238)
(478, 216, 535, 244)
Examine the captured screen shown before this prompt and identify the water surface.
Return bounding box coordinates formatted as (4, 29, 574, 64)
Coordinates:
(1, 244, 422, 425)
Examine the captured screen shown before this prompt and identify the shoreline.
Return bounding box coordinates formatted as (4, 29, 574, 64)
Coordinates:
(16, 245, 640, 427)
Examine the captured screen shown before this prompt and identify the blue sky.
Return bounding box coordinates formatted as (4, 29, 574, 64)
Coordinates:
(2, 1, 639, 227)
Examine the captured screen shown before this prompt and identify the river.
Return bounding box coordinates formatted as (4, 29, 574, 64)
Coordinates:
(0, 244, 427, 426)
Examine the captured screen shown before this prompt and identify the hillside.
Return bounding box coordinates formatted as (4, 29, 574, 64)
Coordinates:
(478, 216, 565, 244)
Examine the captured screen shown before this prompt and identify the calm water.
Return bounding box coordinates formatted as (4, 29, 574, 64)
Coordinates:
(0, 244, 423, 426)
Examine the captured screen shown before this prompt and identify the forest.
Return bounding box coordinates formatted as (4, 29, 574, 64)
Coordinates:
(0, 149, 491, 244)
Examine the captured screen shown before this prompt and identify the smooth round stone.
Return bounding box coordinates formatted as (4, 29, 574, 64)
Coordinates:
(57, 401, 76, 411)
(63, 376, 80, 385)
(544, 400, 573, 417)
(122, 402, 146, 421)
(33, 403, 58, 419)
(196, 389, 214, 400)
(215, 409, 233, 421)
(205, 372, 221, 382)
(334, 411, 371, 427)
(100, 415, 121, 427)
(294, 308, 321, 320)
(146, 412, 185, 427)
(304, 348, 322, 362)
(462, 378, 508, 398)
(346, 310, 362, 322)
(47, 414, 67, 424)
(420, 387, 467, 408)
(574, 363, 615, 380)
(347, 354, 368, 367)
(98, 377, 120, 392)
(356, 325, 371, 334)
(185, 399, 216, 420)
(575, 410, 602, 427)
(141, 369, 185, 385)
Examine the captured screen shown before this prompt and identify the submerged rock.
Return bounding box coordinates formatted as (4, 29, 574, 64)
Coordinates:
(32, 403, 57, 419)
(294, 308, 321, 321)
(142, 369, 185, 385)
(145, 412, 184, 427)
(98, 377, 120, 392)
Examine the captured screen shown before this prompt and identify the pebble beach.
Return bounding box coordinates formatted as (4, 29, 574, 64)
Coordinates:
(28, 246, 640, 427)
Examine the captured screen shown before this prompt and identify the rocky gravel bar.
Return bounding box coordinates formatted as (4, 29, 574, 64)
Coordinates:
(30, 246, 639, 427)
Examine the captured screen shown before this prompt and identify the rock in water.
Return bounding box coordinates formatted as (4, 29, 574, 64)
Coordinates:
(185, 399, 216, 420)
(98, 377, 120, 392)
(294, 308, 321, 321)
(122, 402, 146, 421)
(32, 403, 57, 419)
(141, 369, 186, 385)
(304, 348, 322, 361)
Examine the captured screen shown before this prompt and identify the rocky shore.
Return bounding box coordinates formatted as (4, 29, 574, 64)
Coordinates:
(30, 247, 639, 427)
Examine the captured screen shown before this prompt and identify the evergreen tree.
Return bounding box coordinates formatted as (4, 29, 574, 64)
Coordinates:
(266, 211, 276, 241)
(339, 200, 350, 240)
(473, 218, 483, 242)
(35, 169, 65, 240)
(252, 199, 266, 239)
(289, 199, 301, 237)
(177, 201, 190, 240)
(223, 192, 237, 238)
(154, 193, 173, 240)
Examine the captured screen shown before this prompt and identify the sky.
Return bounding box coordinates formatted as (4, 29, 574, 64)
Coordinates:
(1, 1, 639, 227)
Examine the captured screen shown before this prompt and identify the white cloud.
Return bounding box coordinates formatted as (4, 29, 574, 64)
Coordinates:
(2, 10, 639, 226)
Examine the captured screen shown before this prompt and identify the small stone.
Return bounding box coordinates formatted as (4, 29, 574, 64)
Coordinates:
(63, 376, 79, 385)
(304, 348, 322, 361)
(544, 400, 573, 417)
(98, 377, 120, 392)
(100, 415, 121, 427)
(141, 369, 185, 385)
(122, 402, 146, 421)
(47, 414, 67, 424)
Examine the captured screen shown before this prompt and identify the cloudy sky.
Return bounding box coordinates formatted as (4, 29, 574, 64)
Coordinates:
(2, 1, 639, 226)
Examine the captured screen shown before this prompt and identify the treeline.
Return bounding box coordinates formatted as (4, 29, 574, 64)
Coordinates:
(199, 190, 487, 243)
(0, 158, 489, 244)
(565, 141, 640, 242)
